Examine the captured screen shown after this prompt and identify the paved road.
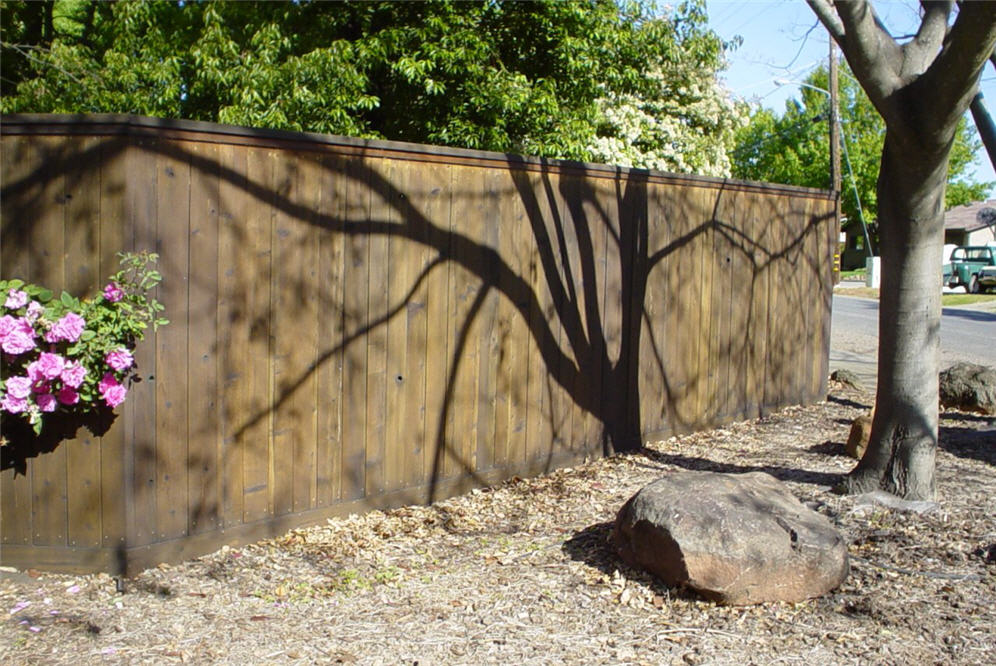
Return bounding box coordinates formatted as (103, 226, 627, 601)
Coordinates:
(829, 294, 996, 389)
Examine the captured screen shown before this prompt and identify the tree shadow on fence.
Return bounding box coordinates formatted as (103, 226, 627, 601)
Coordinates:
(0, 123, 835, 571)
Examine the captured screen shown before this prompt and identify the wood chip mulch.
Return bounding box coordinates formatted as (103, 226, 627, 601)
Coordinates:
(2, 385, 994, 665)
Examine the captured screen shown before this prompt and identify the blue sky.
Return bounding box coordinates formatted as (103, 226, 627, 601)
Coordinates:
(706, 0, 996, 197)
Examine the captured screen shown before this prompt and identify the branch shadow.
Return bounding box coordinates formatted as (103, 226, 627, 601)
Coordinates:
(0, 122, 837, 571)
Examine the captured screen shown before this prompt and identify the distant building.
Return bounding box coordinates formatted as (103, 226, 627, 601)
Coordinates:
(944, 199, 996, 246)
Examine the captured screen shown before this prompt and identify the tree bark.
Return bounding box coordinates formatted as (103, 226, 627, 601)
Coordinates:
(841, 129, 950, 500)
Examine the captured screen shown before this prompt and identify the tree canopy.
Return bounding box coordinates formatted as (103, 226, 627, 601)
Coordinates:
(732, 62, 991, 248)
(1, 0, 743, 174)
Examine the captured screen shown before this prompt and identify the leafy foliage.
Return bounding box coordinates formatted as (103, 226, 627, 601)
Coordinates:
(2, 0, 739, 172)
(731, 63, 992, 243)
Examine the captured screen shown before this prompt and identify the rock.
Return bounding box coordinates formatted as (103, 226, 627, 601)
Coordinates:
(939, 362, 996, 415)
(845, 412, 873, 459)
(613, 471, 849, 605)
(830, 369, 863, 390)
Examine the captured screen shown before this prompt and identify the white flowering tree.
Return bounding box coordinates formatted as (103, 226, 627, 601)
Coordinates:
(590, 66, 749, 177)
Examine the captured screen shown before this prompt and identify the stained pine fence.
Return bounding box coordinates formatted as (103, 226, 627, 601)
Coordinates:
(0, 115, 837, 574)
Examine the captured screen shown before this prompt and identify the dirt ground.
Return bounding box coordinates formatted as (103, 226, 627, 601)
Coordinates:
(1, 385, 994, 665)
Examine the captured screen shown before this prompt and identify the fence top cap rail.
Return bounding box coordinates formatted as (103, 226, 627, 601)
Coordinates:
(1, 113, 832, 199)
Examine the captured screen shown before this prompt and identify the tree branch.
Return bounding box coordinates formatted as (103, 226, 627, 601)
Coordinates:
(805, 0, 844, 42)
(921, 1, 996, 129)
(908, 2, 953, 75)
(807, 0, 903, 115)
(970, 92, 996, 173)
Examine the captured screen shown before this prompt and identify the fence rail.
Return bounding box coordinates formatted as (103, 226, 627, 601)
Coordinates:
(0, 114, 836, 574)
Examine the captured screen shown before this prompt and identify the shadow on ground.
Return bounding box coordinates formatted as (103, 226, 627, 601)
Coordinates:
(939, 420, 996, 466)
(560, 521, 705, 603)
(633, 449, 841, 488)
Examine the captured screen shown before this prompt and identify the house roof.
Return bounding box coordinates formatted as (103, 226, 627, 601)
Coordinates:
(944, 199, 996, 232)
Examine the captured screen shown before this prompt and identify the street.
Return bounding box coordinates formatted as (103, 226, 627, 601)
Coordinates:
(829, 293, 996, 389)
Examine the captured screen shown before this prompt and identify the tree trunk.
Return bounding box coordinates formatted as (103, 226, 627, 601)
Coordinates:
(842, 130, 950, 501)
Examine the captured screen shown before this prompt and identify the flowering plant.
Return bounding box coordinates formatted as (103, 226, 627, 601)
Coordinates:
(0, 252, 168, 439)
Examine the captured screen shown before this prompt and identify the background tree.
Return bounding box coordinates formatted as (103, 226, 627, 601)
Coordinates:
(1, 0, 742, 173)
(732, 62, 992, 253)
(806, 0, 996, 500)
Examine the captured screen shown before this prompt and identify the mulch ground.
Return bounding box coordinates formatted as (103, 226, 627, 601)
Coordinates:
(1, 385, 994, 665)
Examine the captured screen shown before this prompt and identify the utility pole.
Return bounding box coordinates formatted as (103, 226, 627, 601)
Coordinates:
(829, 37, 843, 281)
(829, 39, 841, 196)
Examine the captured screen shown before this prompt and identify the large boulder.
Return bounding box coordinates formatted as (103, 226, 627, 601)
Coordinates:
(939, 362, 996, 415)
(613, 471, 849, 605)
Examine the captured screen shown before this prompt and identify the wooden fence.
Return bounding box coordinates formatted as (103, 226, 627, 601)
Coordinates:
(0, 115, 837, 574)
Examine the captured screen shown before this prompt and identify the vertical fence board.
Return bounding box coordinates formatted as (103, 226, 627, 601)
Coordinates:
(559, 174, 589, 455)
(28, 138, 68, 548)
(764, 198, 790, 411)
(316, 154, 346, 506)
(726, 190, 752, 422)
(58, 137, 102, 549)
(639, 182, 669, 436)
(365, 160, 390, 497)
(384, 160, 426, 492)
(126, 140, 159, 546)
(153, 144, 190, 540)
(744, 197, 770, 419)
(98, 140, 128, 553)
(186, 143, 221, 533)
(579, 175, 609, 452)
(475, 169, 502, 473)
(217, 143, 248, 526)
(494, 170, 530, 467)
(620, 177, 645, 445)
(0, 134, 40, 548)
(444, 165, 482, 478)
(400, 161, 429, 490)
(341, 156, 370, 501)
(712, 188, 737, 423)
(524, 170, 554, 464)
(419, 163, 451, 496)
(544, 169, 568, 459)
(291, 154, 321, 512)
(240, 147, 274, 522)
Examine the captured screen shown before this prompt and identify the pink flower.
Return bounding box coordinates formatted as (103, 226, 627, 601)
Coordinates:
(25, 301, 44, 323)
(105, 348, 134, 372)
(26, 361, 44, 383)
(1, 318, 36, 355)
(1, 394, 28, 414)
(4, 289, 27, 310)
(103, 282, 124, 303)
(0, 314, 16, 339)
(60, 362, 87, 389)
(36, 393, 57, 413)
(34, 352, 65, 380)
(44, 312, 85, 343)
(98, 372, 119, 395)
(98, 372, 127, 408)
(102, 384, 127, 409)
(5, 376, 32, 399)
(57, 386, 79, 405)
